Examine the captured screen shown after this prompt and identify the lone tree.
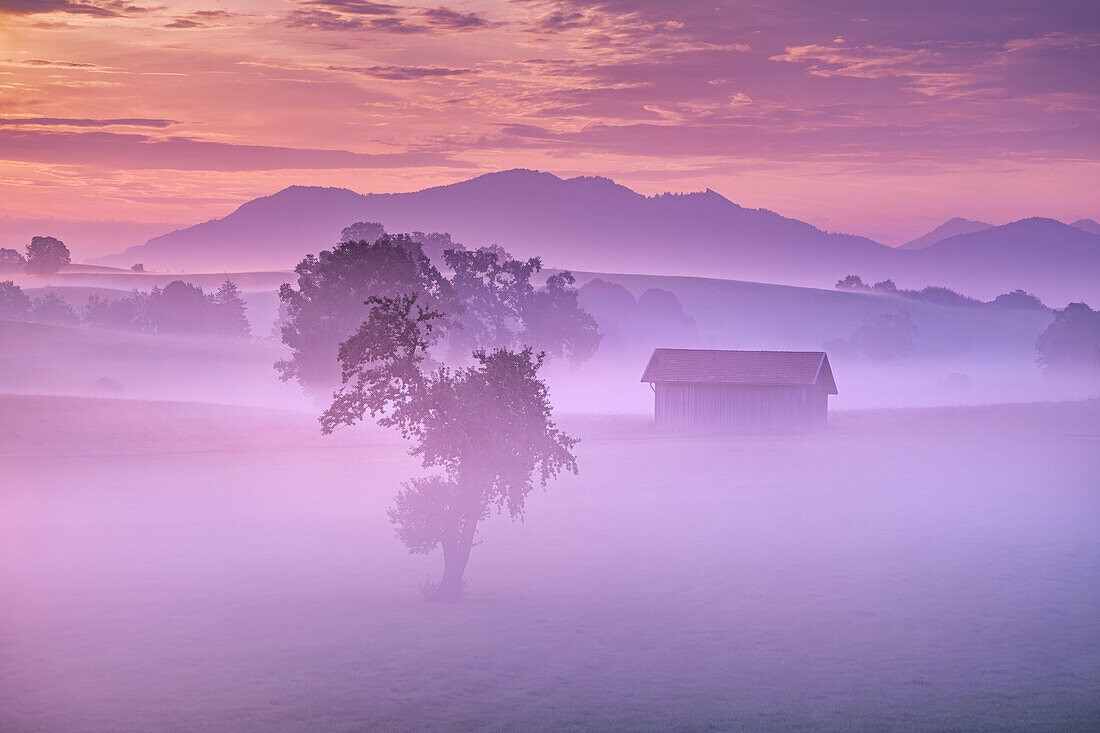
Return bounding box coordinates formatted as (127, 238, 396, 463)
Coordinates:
(321, 294, 577, 600)
(24, 236, 71, 277)
(1036, 302, 1100, 373)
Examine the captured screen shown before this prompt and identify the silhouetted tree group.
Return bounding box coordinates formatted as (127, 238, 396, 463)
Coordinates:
(0, 281, 79, 326)
(835, 274, 1045, 310)
(827, 311, 920, 360)
(86, 280, 251, 337)
(1036, 302, 1100, 373)
(578, 278, 697, 347)
(0, 236, 72, 277)
(276, 232, 599, 397)
(0, 278, 250, 337)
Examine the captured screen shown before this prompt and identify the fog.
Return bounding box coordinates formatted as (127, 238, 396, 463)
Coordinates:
(2, 265, 1099, 731)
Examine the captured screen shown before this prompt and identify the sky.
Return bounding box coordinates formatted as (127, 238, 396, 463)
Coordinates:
(1, 0, 1098, 255)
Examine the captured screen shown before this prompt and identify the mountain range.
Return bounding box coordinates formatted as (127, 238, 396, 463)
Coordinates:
(899, 217, 992, 250)
(97, 169, 1100, 305)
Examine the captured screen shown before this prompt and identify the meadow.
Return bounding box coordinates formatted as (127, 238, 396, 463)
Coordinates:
(2, 395, 1097, 731)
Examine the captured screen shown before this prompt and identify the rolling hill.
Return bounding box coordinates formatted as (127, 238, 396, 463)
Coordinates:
(94, 170, 1100, 305)
(96, 170, 892, 284)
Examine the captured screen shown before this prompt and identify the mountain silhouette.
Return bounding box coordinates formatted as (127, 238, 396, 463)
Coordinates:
(97, 170, 1100, 304)
(899, 217, 992, 250)
(1070, 218, 1100, 236)
(97, 169, 891, 284)
(910, 218, 1100, 302)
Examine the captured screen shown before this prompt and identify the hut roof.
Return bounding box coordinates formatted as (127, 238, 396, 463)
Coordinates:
(640, 349, 838, 394)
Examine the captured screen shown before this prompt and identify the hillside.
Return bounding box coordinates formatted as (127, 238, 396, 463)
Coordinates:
(92, 170, 1100, 306)
(96, 170, 892, 284)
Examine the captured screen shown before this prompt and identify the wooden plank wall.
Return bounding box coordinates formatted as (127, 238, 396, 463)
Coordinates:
(654, 383, 829, 433)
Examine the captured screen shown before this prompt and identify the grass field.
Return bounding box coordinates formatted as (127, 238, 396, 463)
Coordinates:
(2, 395, 1098, 731)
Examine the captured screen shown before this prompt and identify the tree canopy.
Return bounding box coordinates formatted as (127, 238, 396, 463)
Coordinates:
(24, 236, 71, 276)
(276, 233, 599, 397)
(320, 293, 578, 600)
(1036, 302, 1100, 373)
(276, 234, 452, 395)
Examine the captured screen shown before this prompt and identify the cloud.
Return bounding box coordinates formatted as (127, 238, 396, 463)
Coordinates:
(283, 8, 424, 32)
(327, 64, 477, 80)
(418, 7, 492, 30)
(0, 0, 153, 17)
(283, 0, 493, 34)
(0, 117, 177, 127)
(2, 58, 102, 68)
(0, 129, 473, 170)
(299, 0, 399, 15)
(164, 18, 202, 28)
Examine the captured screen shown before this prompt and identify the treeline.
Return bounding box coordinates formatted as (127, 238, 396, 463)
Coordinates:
(835, 275, 1046, 310)
(0, 279, 251, 338)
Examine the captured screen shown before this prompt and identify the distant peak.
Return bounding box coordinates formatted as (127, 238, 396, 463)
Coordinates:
(1069, 218, 1100, 235)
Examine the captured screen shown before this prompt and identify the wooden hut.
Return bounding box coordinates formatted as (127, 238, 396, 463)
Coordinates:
(640, 349, 838, 432)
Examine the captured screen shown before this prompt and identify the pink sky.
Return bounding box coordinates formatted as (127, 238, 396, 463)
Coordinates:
(1, 0, 1097, 254)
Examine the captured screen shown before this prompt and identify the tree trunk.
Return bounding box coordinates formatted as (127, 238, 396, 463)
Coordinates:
(436, 510, 478, 601)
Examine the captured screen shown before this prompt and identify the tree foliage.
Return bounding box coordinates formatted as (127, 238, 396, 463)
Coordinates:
(320, 293, 578, 600)
(24, 236, 71, 276)
(83, 279, 250, 337)
(1036, 302, 1100, 373)
(30, 292, 79, 326)
(277, 233, 599, 396)
(0, 280, 32, 320)
(276, 235, 452, 395)
(0, 248, 26, 272)
(829, 311, 920, 360)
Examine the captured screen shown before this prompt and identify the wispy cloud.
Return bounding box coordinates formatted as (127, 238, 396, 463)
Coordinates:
(326, 64, 477, 80)
(0, 129, 474, 170)
(0, 116, 176, 127)
(0, 0, 154, 17)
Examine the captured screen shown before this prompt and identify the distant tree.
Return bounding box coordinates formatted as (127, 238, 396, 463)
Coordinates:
(320, 294, 577, 600)
(411, 231, 464, 270)
(149, 280, 211, 334)
(872, 279, 898, 293)
(638, 287, 698, 343)
(24, 236, 71, 276)
(210, 280, 251, 338)
(30, 292, 79, 326)
(0, 248, 26, 272)
(443, 246, 541, 358)
(276, 235, 453, 396)
(131, 263, 144, 272)
(990, 289, 1046, 310)
(520, 272, 600, 362)
(340, 221, 386, 244)
(1036, 302, 1100, 373)
(835, 274, 867, 290)
(578, 278, 637, 342)
(909, 285, 981, 308)
(84, 291, 154, 333)
(832, 311, 920, 360)
(0, 280, 32, 320)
